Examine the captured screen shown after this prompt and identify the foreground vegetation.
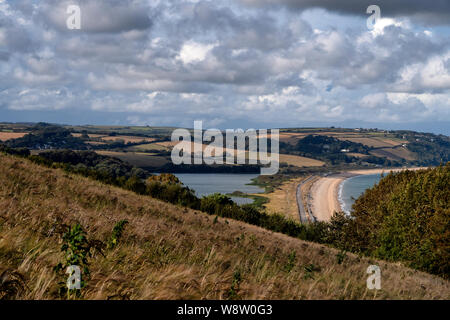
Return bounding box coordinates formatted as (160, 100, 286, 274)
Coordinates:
(0, 123, 449, 298)
(0, 153, 448, 299)
(1, 145, 448, 279)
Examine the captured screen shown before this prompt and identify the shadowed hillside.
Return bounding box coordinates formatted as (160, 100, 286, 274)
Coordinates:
(0, 154, 449, 299)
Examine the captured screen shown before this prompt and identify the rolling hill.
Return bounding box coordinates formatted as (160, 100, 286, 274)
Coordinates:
(0, 153, 448, 299)
(1, 123, 449, 172)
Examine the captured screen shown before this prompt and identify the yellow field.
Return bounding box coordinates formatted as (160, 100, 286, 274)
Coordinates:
(132, 142, 325, 168)
(279, 154, 325, 167)
(0, 132, 27, 141)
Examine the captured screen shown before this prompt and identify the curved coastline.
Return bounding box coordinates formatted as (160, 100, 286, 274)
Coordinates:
(337, 177, 347, 214)
(310, 167, 428, 221)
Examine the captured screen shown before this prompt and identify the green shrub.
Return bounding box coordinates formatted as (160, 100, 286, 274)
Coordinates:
(54, 223, 92, 299)
(227, 270, 242, 300)
(108, 220, 129, 249)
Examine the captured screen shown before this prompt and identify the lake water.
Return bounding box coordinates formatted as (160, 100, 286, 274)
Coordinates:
(339, 174, 383, 214)
(174, 173, 264, 205)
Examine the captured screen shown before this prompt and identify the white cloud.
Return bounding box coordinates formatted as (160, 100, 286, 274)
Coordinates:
(371, 18, 407, 37)
(177, 41, 217, 64)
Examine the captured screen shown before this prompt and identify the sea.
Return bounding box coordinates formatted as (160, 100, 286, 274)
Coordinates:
(339, 174, 384, 214)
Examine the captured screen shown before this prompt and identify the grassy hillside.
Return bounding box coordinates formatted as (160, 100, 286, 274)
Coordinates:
(0, 154, 448, 299)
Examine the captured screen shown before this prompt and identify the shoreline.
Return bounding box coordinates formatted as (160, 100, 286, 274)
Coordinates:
(309, 167, 428, 221)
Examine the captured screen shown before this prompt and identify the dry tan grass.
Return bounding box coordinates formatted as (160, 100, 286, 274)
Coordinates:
(0, 132, 27, 141)
(0, 154, 448, 300)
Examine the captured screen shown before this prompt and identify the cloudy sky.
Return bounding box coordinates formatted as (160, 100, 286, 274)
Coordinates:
(1, 0, 449, 134)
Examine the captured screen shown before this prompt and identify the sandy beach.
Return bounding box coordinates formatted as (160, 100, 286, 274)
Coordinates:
(309, 167, 428, 221)
(309, 175, 344, 221)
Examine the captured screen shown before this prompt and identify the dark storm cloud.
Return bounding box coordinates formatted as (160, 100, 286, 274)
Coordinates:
(164, 1, 295, 52)
(241, 0, 450, 25)
(33, 0, 153, 33)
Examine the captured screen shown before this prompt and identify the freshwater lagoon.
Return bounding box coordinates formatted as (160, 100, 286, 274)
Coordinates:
(174, 173, 264, 205)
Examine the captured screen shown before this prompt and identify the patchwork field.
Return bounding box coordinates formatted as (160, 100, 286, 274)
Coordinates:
(0, 125, 434, 169)
(277, 131, 407, 149)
